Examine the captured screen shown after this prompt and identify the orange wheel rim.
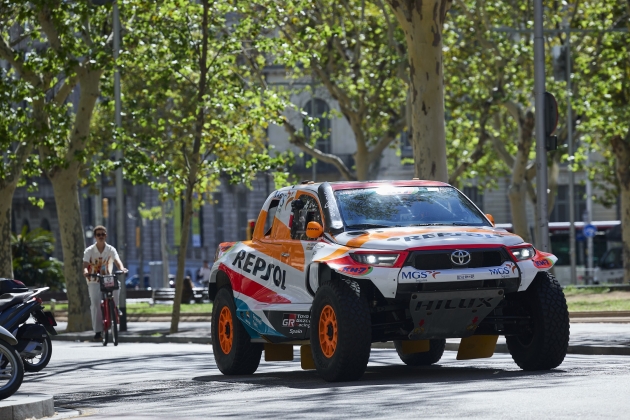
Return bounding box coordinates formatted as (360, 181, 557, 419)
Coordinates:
(218, 306, 234, 354)
(319, 305, 338, 358)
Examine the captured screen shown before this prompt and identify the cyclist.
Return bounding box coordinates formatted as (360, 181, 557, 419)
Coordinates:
(83, 225, 128, 341)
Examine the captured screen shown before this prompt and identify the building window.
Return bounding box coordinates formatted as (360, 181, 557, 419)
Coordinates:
(550, 185, 586, 223)
(463, 186, 484, 212)
(236, 190, 248, 240)
(303, 98, 332, 154)
(40, 218, 51, 232)
(213, 193, 224, 247)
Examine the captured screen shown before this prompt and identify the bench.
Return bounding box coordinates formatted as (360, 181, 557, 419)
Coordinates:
(152, 288, 208, 304)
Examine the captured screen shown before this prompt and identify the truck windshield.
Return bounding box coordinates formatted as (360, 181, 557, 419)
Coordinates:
(334, 186, 490, 229)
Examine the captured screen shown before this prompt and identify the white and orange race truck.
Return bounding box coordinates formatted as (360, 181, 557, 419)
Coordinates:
(209, 180, 570, 382)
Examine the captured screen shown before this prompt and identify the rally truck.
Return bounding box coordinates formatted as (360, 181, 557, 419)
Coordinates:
(209, 180, 570, 382)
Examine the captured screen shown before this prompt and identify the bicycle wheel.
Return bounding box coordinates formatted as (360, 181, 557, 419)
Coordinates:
(101, 301, 109, 347)
(109, 299, 119, 346)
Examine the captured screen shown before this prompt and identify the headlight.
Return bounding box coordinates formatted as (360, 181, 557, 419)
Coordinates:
(350, 253, 401, 266)
(510, 246, 536, 261)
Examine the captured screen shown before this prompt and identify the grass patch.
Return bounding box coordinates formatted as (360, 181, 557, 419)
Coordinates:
(46, 302, 213, 314)
(563, 286, 611, 296)
(568, 300, 630, 312)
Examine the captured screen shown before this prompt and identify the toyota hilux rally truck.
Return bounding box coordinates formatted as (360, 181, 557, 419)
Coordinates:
(209, 180, 569, 382)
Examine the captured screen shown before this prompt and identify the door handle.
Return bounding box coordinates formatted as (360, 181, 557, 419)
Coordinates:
(281, 253, 290, 257)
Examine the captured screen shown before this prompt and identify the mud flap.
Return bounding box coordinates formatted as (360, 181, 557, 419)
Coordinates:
(264, 344, 294, 361)
(457, 335, 499, 360)
(409, 289, 504, 340)
(300, 345, 316, 370)
(400, 340, 430, 354)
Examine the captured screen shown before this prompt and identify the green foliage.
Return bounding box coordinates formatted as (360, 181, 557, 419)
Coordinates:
(11, 227, 64, 291)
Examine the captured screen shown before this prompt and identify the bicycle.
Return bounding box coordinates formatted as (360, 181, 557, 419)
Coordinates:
(89, 271, 122, 346)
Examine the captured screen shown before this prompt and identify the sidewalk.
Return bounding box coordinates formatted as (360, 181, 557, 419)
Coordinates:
(51, 317, 630, 356)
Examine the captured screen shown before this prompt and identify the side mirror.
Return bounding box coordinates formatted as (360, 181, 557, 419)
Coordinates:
(485, 214, 495, 227)
(306, 221, 324, 239)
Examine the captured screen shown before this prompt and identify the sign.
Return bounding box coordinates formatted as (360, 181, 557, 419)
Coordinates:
(583, 224, 597, 238)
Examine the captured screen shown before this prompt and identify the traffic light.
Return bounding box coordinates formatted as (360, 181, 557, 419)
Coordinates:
(102, 198, 109, 219)
(552, 45, 569, 82)
(246, 219, 256, 240)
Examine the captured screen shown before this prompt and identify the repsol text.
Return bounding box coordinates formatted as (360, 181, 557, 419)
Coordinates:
(232, 250, 286, 290)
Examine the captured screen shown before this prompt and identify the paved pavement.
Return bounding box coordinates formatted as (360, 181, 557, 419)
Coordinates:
(20, 341, 630, 419)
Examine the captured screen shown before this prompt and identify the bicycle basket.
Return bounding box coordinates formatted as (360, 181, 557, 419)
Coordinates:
(100, 275, 120, 292)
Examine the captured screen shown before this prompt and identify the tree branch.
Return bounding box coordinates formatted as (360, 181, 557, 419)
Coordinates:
(283, 118, 356, 181)
(0, 35, 43, 87)
(37, 4, 62, 51)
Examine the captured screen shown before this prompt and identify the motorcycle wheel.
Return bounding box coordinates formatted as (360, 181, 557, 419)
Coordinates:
(110, 299, 119, 346)
(22, 334, 53, 373)
(0, 339, 24, 400)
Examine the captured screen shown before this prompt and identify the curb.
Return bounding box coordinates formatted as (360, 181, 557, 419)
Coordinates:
(371, 341, 630, 356)
(53, 333, 630, 356)
(0, 393, 54, 420)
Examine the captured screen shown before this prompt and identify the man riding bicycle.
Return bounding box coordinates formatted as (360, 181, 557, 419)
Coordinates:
(83, 225, 128, 341)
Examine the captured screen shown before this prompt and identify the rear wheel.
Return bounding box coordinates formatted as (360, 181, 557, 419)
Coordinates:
(211, 288, 262, 375)
(394, 339, 446, 366)
(110, 299, 119, 347)
(22, 334, 53, 372)
(0, 339, 24, 400)
(506, 272, 569, 370)
(310, 279, 371, 382)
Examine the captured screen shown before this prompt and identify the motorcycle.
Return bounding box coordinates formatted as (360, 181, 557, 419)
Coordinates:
(0, 278, 57, 372)
(0, 325, 23, 400)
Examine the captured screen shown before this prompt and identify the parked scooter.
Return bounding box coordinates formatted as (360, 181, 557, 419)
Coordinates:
(0, 325, 24, 400)
(0, 279, 57, 372)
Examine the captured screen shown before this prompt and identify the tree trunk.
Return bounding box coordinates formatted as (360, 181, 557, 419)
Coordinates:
(611, 134, 630, 284)
(508, 182, 532, 243)
(0, 184, 17, 278)
(355, 144, 370, 181)
(171, 0, 208, 333)
(388, 0, 451, 182)
(50, 169, 91, 331)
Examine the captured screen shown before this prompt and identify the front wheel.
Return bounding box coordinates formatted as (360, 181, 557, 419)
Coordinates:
(0, 339, 24, 400)
(110, 299, 119, 347)
(506, 272, 570, 370)
(211, 288, 262, 375)
(101, 301, 109, 347)
(22, 334, 53, 372)
(310, 279, 372, 382)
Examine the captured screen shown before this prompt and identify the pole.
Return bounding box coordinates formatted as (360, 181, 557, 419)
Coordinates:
(566, 27, 577, 285)
(533, 0, 550, 252)
(113, 0, 127, 331)
(586, 150, 594, 284)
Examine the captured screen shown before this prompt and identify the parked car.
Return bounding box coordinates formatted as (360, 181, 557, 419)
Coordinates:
(594, 247, 624, 284)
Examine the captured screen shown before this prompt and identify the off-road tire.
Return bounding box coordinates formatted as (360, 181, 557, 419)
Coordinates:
(394, 339, 446, 366)
(212, 287, 262, 375)
(22, 334, 52, 372)
(0, 339, 24, 400)
(506, 271, 569, 370)
(310, 280, 371, 382)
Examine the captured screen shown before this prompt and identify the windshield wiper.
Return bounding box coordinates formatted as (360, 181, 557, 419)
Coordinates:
(409, 222, 478, 227)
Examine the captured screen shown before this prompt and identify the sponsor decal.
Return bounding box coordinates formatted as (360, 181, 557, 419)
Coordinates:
(534, 258, 552, 268)
(340, 266, 373, 276)
(414, 297, 495, 311)
(232, 250, 287, 290)
(306, 243, 317, 251)
(386, 232, 509, 242)
(282, 313, 310, 328)
(401, 270, 440, 281)
(457, 274, 475, 280)
(488, 263, 515, 278)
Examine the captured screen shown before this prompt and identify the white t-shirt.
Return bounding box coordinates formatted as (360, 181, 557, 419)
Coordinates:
(83, 243, 120, 283)
(199, 266, 212, 285)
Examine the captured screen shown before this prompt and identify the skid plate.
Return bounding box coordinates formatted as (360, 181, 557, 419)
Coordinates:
(408, 289, 504, 340)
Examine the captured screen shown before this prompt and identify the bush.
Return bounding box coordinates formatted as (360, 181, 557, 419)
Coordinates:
(11, 227, 65, 291)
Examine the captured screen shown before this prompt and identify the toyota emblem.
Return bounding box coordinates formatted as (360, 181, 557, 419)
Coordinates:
(450, 250, 471, 266)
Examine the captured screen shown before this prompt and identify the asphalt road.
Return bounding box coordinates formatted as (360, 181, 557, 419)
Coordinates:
(21, 340, 630, 419)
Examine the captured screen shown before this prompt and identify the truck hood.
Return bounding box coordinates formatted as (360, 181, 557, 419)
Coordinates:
(333, 226, 524, 250)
